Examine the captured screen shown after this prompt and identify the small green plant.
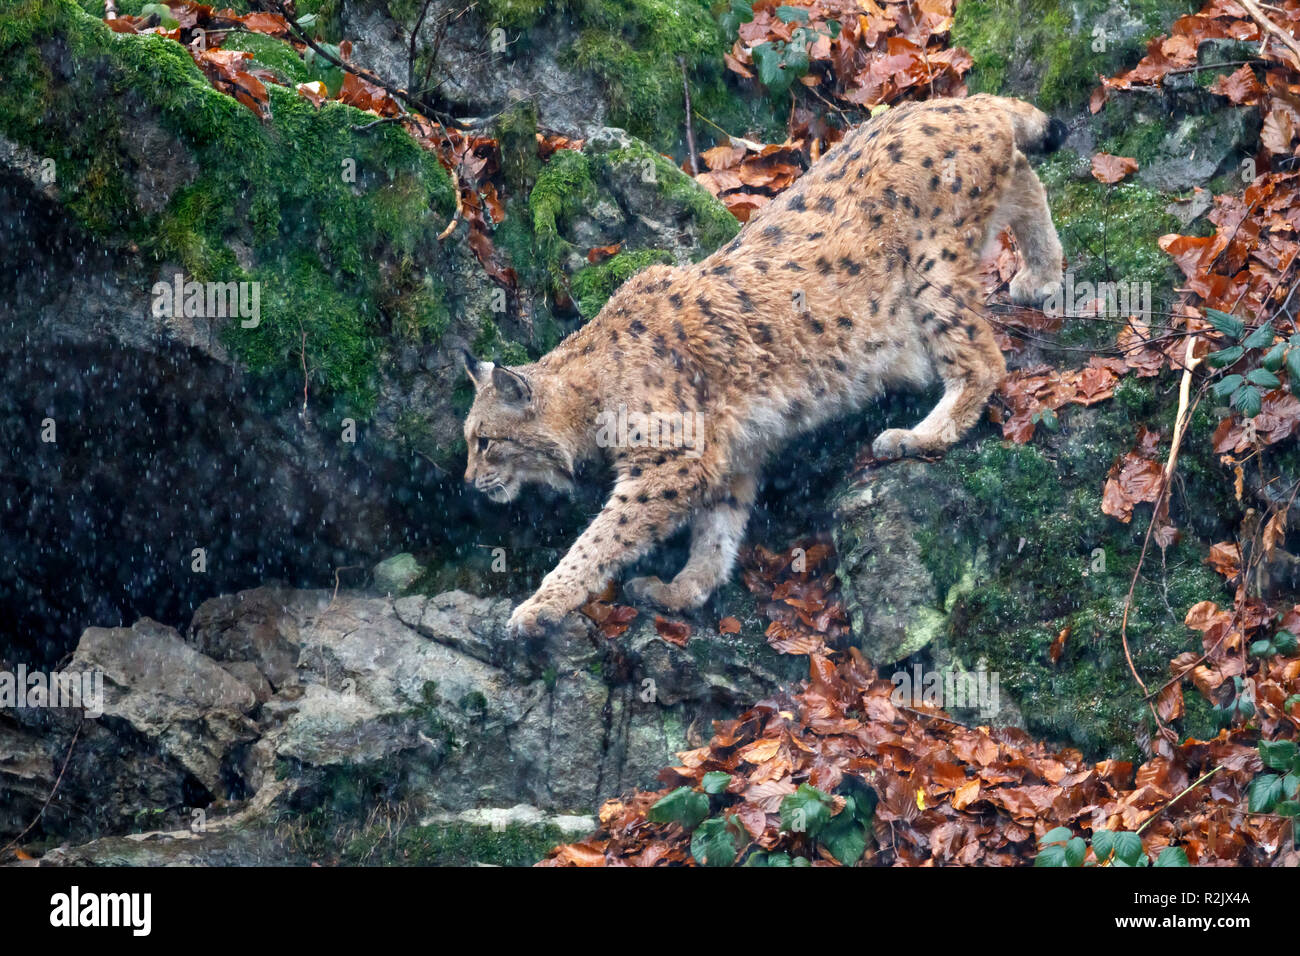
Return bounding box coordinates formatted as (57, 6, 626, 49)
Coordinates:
(747, 12, 839, 95)
(719, 0, 754, 39)
(1248, 740, 1300, 817)
(1212, 675, 1256, 725)
(1250, 628, 1299, 658)
(1205, 308, 1300, 418)
(1034, 826, 1189, 867)
(646, 777, 874, 866)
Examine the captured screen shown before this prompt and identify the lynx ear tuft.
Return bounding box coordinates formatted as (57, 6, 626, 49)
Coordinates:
(491, 365, 532, 405)
(460, 348, 493, 388)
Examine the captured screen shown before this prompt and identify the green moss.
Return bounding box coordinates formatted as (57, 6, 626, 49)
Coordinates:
(343, 819, 568, 866)
(220, 32, 313, 85)
(571, 248, 673, 318)
(593, 143, 740, 253)
(953, 0, 1201, 110)
(477, 0, 772, 151)
(481, 0, 551, 30)
(561, 0, 726, 149)
(913, 382, 1239, 758)
(1, 0, 456, 415)
(529, 147, 596, 289)
(1035, 151, 1181, 350)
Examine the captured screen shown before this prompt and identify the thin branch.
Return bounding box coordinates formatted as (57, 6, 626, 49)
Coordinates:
(680, 57, 698, 176)
(1135, 764, 1223, 835)
(0, 718, 84, 857)
(1239, 0, 1300, 71)
(1117, 336, 1204, 738)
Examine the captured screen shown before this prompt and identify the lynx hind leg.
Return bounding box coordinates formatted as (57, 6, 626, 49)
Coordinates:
(624, 474, 756, 612)
(1002, 151, 1064, 306)
(873, 300, 1006, 460)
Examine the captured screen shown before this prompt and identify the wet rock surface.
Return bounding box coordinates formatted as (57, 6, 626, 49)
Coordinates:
(3, 584, 804, 864)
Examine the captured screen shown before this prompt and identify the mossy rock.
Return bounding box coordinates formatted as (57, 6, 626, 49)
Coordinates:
(490, 0, 782, 152)
(833, 377, 1236, 759)
(953, 0, 1202, 111)
(1, 0, 456, 416)
(516, 126, 740, 320)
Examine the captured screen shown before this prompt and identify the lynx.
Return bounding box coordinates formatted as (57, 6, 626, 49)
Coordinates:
(461, 94, 1066, 638)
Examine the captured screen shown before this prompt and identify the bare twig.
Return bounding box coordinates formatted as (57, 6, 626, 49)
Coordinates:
(0, 719, 84, 858)
(407, 0, 436, 93)
(680, 57, 698, 176)
(254, 0, 465, 129)
(1135, 764, 1223, 835)
(437, 160, 463, 240)
(1117, 336, 1204, 737)
(1240, 0, 1300, 71)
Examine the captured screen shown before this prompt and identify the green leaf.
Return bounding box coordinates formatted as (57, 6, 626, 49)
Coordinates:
(1154, 846, 1190, 867)
(140, 2, 180, 28)
(1246, 367, 1281, 389)
(295, 12, 318, 30)
(1064, 837, 1087, 867)
(1260, 740, 1298, 771)
(751, 42, 792, 92)
(775, 4, 811, 21)
(1276, 800, 1300, 817)
(1114, 831, 1145, 866)
(720, 1, 755, 36)
(1282, 772, 1300, 799)
(1289, 349, 1300, 397)
(690, 816, 741, 866)
(1205, 308, 1246, 340)
(1263, 342, 1287, 371)
(1274, 630, 1299, 654)
(1243, 321, 1276, 350)
(1211, 374, 1244, 400)
(1248, 773, 1283, 813)
(647, 787, 710, 829)
(1091, 829, 1117, 864)
(1251, 638, 1276, 656)
(1232, 384, 1263, 418)
(1038, 826, 1073, 847)
(1208, 346, 1245, 368)
(305, 44, 347, 97)
(780, 784, 833, 837)
(1032, 407, 1060, 431)
(1034, 844, 1068, 867)
(820, 796, 870, 865)
(701, 771, 733, 795)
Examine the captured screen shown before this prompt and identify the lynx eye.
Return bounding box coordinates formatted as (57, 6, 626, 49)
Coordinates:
(477, 437, 491, 453)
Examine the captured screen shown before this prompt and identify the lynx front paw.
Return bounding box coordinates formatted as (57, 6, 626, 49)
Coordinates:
(623, 575, 670, 607)
(507, 597, 564, 639)
(871, 428, 921, 460)
(1009, 269, 1063, 308)
(625, 575, 709, 611)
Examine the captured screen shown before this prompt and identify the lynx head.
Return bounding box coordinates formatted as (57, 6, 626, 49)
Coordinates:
(460, 349, 575, 503)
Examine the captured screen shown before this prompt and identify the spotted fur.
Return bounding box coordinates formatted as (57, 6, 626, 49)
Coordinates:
(461, 95, 1065, 637)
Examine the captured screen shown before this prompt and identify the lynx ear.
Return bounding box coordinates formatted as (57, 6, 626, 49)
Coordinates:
(491, 365, 532, 405)
(460, 348, 493, 389)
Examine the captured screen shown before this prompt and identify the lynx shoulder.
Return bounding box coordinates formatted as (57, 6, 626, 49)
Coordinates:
(460, 94, 1067, 637)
